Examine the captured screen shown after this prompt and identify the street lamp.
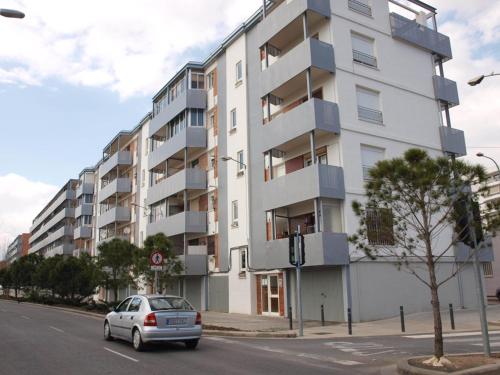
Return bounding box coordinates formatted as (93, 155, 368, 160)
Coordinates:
(468, 72, 500, 86)
(0, 8, 25, 18)
(221, 156, 247, 169)
(477, 152, 500, 178)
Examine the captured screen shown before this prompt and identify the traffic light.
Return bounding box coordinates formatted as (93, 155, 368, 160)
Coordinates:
(289, 233, 306, 266)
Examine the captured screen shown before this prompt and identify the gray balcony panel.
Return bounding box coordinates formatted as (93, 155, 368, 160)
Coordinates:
(390, 13, 452, 61)
(74, 226, 92, 240)
(433, 75, 459, 107)
(261, 99, 340, 152)
(99, 151, 132, 178)
(75, 203, 93, 218)
(97, 207, 131, 228)
(261, 38, 335, 96)
(148, 127, 207, 170)
(147, 168, 207, 205)
(264, 232, 349, 269)
(348, 0, 372, 17)
(45, 243, 75, 258)
(98, 178, 132, 203)
(440, 126, 466, 157)
(31, 189, 75, 232)
(76, 182, 94, 198)
(146, 211, 207, 237)
(179, 254, 208, 276)
(454, 240, 494, 263)
(258, 0, 331, 47)
(30, 208, 75, 244)
(263, 164, 345, 210)
(149, 89, 207, 137)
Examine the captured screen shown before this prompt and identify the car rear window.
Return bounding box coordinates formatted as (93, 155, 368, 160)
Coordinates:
(148, 297, 193, 311)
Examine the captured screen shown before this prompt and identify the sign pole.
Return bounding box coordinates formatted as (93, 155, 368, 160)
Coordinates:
(295, 225, 304, 337)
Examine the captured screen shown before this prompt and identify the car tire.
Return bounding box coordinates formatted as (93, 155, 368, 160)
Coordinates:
(185, 339, 199, 350)
(132, 328, 144, 352)
(497, 291, 500, 302)
(104, 321, 113, 341)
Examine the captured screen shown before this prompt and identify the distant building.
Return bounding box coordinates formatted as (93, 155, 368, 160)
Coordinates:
(5, 233, 30, 264)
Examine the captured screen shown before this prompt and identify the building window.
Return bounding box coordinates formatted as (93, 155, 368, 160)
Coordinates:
(207, 70, 215, 90)
(236, 61, 243, 83)
(230, 108, 237, 130)
(366, 208, 394, 246)
(232, 200, 239, 227)
(190, 109, 204, 127)
(348, 0, 372, 17)
(237, 150, 245, 174)
(352, 33, 377, 68)
(209, 113, 215, 129)
(141, 169, 145, 187)
(361, 145, 384, 180)
(191, 72, 205, 89)
(356, 86, 383, 124)
(483, 262, 493, 278)
(239, 248, 247, 277)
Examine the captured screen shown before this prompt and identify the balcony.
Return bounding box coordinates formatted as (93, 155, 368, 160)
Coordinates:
(454, 240, 494, 263)
(99, 151, 132, 178)
(31, 189, 75, 231)
(264, 232, 349, 269)
(75, 203, 93, 218)
(179, 247, 208, 276)
(263, 164, 345, 210)
(147, 211, 207, 237)
(76, 182, 94, 198)
(74, 226, 92, 240)
(30, 208, 75, 244)
(147, 169, 207, 206)
(390, 13, 452, 61)
(348, 0, 372, 17)
(440, 126, 466, 157)
(148, 127, 207, 170)
(261, 98, 340, 152)
(97, 207, 131, 228)
(98, 178, 132, 203)
(261, 38, 335, 97)
(149, 89, 207, 137)
(433, 75, 459, 108)
(45, 243, 75, 258)
(258, 0, 330, 47)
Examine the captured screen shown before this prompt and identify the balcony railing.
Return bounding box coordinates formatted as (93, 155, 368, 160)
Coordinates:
(353, 50, 377, 68)
(440, 126, 466, 157)
(358, 106, 383, 124)
(99, 151, 132, 179)
(348, 0, 372, 17)
(147, 211, 207, 237)
(433, 75, 459, 108)
(147, 168, 207, 206)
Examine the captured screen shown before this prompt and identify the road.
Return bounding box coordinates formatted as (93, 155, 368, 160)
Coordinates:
(0, 300, 497, 375)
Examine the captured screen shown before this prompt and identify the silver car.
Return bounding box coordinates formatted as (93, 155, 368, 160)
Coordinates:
(104, 294, 202, 351)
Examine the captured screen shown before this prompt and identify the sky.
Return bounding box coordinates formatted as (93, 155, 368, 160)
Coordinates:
(0, 0, 499, 254)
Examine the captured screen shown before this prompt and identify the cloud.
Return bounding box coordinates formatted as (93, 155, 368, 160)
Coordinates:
(0, 174, 58, 259)
(0, 0, 262, 99)
(432, 0, 500, 171)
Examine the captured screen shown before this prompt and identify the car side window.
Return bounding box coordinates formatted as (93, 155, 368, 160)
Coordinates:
(116, 298, 132, 312)
(127, 297, 142, 313)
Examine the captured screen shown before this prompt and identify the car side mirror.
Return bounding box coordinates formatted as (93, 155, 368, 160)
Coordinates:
(109, 307, 116, 312)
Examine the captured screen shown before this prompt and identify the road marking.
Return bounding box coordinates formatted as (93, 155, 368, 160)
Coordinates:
(473, 342, 500, 348)
(403, 331, 500, 339)
(103, 347, 139, 363)
(49, 326, 65, 333)
(21, 315, 30, 320)
(205, 338, 364, 366)
(324, 342, 400, 358)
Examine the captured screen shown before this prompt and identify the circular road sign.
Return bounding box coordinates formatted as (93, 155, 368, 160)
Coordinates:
(150, 251, 164, 266)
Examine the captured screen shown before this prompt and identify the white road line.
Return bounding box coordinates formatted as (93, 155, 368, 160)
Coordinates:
(404, 331, 500, 339)
(21, 315, 30, 320)
(358, 350, 396, 357)
(473, 342, 500, 348)
(49, 326, 65, 333)
(103, 347, 139, 363)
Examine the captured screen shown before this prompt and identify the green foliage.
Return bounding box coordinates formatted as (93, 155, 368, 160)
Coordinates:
(133, 233, 183, 293)
(97, 239, 137, 302)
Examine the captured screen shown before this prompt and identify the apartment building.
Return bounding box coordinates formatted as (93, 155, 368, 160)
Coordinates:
(29, 180, 78, 258)
(25, 0, 487, 321)
(5, 233, 30, 264)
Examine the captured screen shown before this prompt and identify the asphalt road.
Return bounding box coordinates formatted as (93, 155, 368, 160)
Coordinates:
(0, 300, 497, 375)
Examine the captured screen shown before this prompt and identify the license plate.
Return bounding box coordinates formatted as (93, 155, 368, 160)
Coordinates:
(166, 318, 187, 325)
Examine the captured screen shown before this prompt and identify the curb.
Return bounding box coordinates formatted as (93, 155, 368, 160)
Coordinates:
(397, 356, 500, 375)
(1, 299, 105, 319)
(203, 330, 297, 338)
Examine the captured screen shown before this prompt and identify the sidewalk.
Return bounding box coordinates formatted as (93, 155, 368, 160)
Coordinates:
(203, 305, 500, 339)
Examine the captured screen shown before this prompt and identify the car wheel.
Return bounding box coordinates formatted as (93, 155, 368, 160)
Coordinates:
(497, 291, 500, 302)
(185, 339, 199, 350)
(104, 321, 113, 341)
(132, 329, 144, 352)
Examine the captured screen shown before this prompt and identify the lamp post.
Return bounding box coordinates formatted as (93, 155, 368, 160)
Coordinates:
(477, 153, 500, 176)
(0, 8, 25, 18)
(468, 73, 500, 86)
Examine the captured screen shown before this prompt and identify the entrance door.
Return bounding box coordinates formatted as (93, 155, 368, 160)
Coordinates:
(261, 275, 280, 316)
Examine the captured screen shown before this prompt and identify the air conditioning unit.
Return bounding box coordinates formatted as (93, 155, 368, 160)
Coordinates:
(208, 255, 217, 272)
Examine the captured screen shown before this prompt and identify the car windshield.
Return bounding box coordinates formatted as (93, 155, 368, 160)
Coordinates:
(148, 297, 193, 311)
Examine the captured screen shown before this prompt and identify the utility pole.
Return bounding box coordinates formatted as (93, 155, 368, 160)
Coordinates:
(295, 226, 304, 337)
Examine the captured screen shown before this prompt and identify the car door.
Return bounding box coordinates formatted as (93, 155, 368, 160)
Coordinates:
(122, 297, 143, 341)
(109, 298, 132, 338)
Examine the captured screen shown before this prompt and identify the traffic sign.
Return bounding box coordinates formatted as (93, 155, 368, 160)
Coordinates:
(150, 265, 163, 271)
(150, 251, 164, 266)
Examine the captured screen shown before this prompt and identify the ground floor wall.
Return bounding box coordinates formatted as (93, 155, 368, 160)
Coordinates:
(349, 260, 479, 322)
(485, 236, 500, 298)
(208, 275, 229, 312)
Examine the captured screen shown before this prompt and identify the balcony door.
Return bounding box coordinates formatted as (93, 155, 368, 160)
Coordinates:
(260, 274, 281, 316)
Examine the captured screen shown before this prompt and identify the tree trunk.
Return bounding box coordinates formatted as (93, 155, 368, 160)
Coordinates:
(113, 285, 118, 302)
(430, 279, 444, 359)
